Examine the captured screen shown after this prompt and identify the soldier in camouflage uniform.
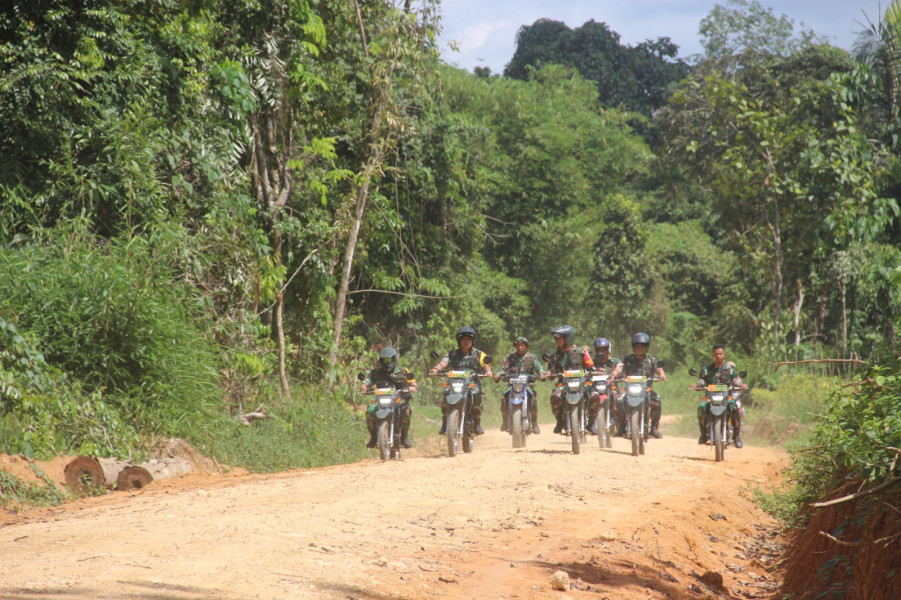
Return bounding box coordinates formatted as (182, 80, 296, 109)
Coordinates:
(609, 333, 667, 438)
(586, 338, 620, 435)
(494, 336, 546, 434)
(360, 347, 416, 449)
(429, 326, 493, 435)
(692, 345, 745, 448)
(546, 325, 595, 434)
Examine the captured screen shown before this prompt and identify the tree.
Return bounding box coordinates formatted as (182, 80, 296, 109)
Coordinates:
(504, 19, 689, 119)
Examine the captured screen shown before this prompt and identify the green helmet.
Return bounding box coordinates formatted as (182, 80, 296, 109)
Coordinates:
(631, 332, 650, 348)
(378, 347, 398, 370)
(550, 325, 575, 346)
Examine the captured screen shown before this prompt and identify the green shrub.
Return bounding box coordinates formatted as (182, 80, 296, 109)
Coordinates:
(205, 384, 367, 473)
(0, 226, 222, 455)
(755, 347, 901, 527)
(0, 464, 69, 510)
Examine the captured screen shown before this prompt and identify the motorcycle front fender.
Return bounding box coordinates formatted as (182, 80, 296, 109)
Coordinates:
(508, 389, 528, 405)
(565, 390, 583, 404)
(709, 403, 728, 417)
(625, 394, 645, 408)
(444, 392, 465, 406)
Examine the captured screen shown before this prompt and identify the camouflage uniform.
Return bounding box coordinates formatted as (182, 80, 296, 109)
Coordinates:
(547, 346, 594, 425)
(587, 354, 621, 429)
(364, 365, 415, 441)
(695, 363, 743, 434)
(498, 351, 546, 430)
(616, 353, 663, 434)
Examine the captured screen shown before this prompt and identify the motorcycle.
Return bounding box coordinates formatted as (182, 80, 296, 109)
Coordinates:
(502, 373, 539, 449)
(429, 351, 492, 457)
(357, 372, 414, 461)
(589, 370, 615, 449)
(689, 368, 747, 462)
(542, 353, 589, 455)
(616, 360, 665, 457)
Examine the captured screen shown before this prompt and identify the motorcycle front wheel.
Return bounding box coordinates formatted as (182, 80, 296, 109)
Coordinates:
(446, 408, 459, 457)
(377, 420, 390, 461)
(598, 406, 609, 449)
(712, 414, 725, 462)
(569, 405, 582, 455)
(511, 406, 525, 449)
(630, 409, 641, 457)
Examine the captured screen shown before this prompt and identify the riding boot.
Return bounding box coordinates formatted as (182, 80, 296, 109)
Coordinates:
(698, 423, 708, 445)
(530, 410, 540, 434)
(650, 417, 663, 439)
(401, 427, 413, 448)
(473, 416, 484, 435)
(587, 413, 599, 435)
(366, 429, 377, 449)
(553, 414, 564, 434)
(438, 415, 447, 435)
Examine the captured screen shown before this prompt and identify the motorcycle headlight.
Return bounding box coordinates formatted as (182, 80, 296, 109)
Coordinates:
(451, 382, 464, 393)
(710, 393, 724, 402)
(566, 381, 581, 390)
(378, 397, 393, 407)
(628, 384, 642, 395)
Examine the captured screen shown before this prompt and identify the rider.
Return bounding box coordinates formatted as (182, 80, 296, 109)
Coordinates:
(546, 325, 594, 434)
(494, 336, 547, 434)
(360, 347, 417, 449)
(429, 326, 493, 435)
(586, 338, 620, 435)
(691, 345, 745, 448)
(609, 333, 667, 438)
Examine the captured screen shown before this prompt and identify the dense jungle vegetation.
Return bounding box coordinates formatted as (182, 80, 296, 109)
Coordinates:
(1, 0, 899, 539)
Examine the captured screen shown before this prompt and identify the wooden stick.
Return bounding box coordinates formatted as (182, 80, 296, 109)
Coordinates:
(774, 358, 868, 370)
(818, 531, 862, 547)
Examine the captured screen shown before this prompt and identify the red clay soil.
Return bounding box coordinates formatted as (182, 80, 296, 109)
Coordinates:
(780, 480, 901, 600)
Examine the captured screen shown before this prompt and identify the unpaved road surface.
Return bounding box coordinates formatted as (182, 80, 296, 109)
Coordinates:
(0, 422, 787, 600)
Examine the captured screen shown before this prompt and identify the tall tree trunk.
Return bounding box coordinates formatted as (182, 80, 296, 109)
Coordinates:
(792, 278, 804, 349)
(250, 92, 293, 401)
(328, 0, 391, 366)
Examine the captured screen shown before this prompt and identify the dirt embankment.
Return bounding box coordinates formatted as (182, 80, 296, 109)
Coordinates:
(1, 422, 789, 600)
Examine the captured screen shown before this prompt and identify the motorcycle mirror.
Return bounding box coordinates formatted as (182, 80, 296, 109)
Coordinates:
(405, 371, 416, 381)
(483, 355, 492, 365)
(739, 370, 748, 378)
(688, 368, 697, 377)
(429, 350, 440, 361)
(356, 372, 366, 381)
(541, 353, 551, 362)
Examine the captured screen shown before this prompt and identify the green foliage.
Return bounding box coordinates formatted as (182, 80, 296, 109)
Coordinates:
(0, 225, 223, 453)
(698, 0, 826, 59)
(505, 19, 690, 119)
(206, 385, 367, 472)
(757, 348, 901, 527)
(0, 464, 69, 511)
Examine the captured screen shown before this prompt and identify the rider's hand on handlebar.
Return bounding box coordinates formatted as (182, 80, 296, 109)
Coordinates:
(429, 368, 437, 375)
(493, 374, 501, 382)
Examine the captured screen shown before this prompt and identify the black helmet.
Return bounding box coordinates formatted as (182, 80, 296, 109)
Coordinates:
(631, 332, 650, 348)
(378, 347, 398, 370)
(550, 325, 575, 346)
(594, 337, 611, 349)
(456, 326, 476, 343)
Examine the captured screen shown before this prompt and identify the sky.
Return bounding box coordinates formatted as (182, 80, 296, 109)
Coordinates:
(437, 0, 887, 74)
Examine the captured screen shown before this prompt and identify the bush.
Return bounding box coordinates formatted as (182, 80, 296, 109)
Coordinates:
(0, 226, 222, 456)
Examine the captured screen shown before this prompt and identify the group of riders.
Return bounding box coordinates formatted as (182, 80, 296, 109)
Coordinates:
(360, 325, 746, 450)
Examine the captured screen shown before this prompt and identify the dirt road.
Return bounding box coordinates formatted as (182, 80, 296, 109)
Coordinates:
(0, 423, 787, 600)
